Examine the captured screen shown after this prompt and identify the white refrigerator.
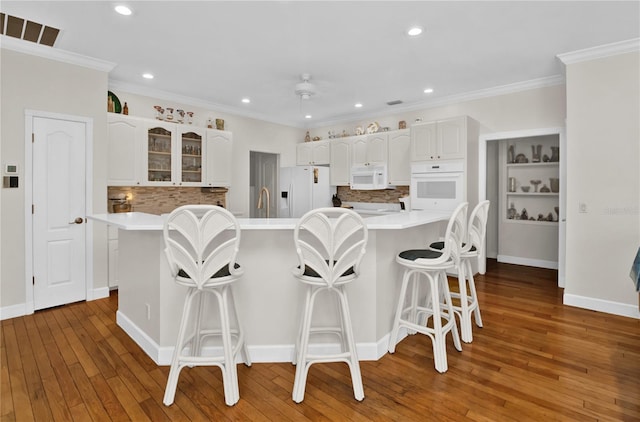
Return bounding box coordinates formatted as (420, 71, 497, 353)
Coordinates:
(279, 166, 335, 218)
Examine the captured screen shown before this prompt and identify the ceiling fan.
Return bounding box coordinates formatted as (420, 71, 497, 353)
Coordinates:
(294, 73, 317, 100)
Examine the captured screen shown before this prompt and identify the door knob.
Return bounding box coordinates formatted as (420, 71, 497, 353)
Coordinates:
(69, 217, 84, 224)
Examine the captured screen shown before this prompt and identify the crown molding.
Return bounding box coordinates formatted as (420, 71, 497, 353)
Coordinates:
(307, 74, 566, 129)
(0, 35, 116, 72)
(108, 79, 300, 128)
(557, 38, 640, 65)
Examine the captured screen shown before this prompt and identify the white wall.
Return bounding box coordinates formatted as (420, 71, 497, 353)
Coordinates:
(107, 90, 303, 217)
(564, 51, 640, 317)
(0, 48, 109, 310)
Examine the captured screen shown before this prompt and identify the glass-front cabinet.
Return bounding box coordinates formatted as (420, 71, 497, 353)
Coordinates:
(180, 128, 205, 186)
(146, 122, 175, 185)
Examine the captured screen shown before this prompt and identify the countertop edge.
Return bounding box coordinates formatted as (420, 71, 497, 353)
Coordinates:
(89, 211, 450, 231)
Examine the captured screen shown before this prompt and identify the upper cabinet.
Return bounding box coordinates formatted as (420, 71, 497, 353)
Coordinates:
(410, 116, 467, 161)
(204, 129, 233, 187)
(329, 137, 351, 186)
(107, 114, 232, 187)
(387, 129, 410, 185)
(107, 114, 143, 186)
(351, 133, 387, 166)
(179, 127, 205, 186)
(296, 140, 330, 165)
(144, 120, 178, 186)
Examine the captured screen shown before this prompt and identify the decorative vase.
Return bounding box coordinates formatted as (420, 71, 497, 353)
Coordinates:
(531, 144, 542, 163)
(508, 145, 515, 164)
(550, 178, 559, 193)
(550, 146, 560, 162)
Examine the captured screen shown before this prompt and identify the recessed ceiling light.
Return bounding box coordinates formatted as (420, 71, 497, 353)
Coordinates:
(115, 5, 132, 16)
(142, 73, 154, 79)
(305, 115, 312, 119)
(355, 103, 363, 108)
(424, 88, 434, 94)
(241, 98, 250, 104)
(407, 26, 423, 37)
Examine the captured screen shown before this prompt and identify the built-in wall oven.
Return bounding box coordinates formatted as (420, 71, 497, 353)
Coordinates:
(410, 160, 464, 211)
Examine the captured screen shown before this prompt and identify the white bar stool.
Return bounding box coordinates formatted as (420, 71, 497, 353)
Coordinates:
(388, 202, 467, 373)
(291, 207, 368, 403)
(162, 205, 251, 407)
(429, 200, 490, 343)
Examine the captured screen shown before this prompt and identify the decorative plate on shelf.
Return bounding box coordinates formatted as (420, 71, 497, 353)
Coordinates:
(108, 91, 122, 113)
(366, 122, 379, 134)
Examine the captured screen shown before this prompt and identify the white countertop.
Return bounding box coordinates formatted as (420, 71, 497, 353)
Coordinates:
(89, 210, 450, 231)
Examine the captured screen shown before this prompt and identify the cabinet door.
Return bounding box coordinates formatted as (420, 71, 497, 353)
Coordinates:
(351, 136, 369, 166)
(330, 138, 351, 186)
(296, 143, 313, 165)
(365, 133, 388, 164)
(205, 130, 233, 187)
(388, 130, 410, 185)
(107, 114, 142, 186)
(179, 126, 205, 186)
(437, 116, 465, 160)
(311, 141, 330, 165)
(144, 121, 178, 186)
(410, 121, 437, 161)
(108, 238, 119, 288)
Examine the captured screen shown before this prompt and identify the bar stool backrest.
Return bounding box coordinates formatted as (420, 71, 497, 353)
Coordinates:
(293, 207, 368, 288)
(465, 200, 490, 256)
(163, 205, 241, 289)
(431, 202, 468, 267)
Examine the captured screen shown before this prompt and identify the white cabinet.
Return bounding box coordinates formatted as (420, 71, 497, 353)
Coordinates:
(296, 140, 330, 165)
(144, 120, 178, 186)
(330, 138, 351, 186)
(107, 226, 119, 289)
(179, 126, 205, 186)
(410, 116, 466, 162)
(107, 114, 232, 187)
(387, 129, 410, 185)
(107, 114, 143, 186)
(351, 134, 387, 166)
(204, 129, 233, 187)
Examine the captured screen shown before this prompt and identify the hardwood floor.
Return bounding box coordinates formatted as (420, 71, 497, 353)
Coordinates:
(2, 260, 639, 421)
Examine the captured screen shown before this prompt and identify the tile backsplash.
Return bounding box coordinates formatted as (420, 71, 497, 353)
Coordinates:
(107, 186, 227, 215)
(336, 186, 409, 203)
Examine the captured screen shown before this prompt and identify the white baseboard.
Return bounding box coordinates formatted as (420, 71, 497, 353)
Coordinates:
(497, 254, 558, 270)
(0, 303, 29, 321)
(563, 293, 640, 319)
(117, 310, 393, 366)
(89, 287, 110, 301)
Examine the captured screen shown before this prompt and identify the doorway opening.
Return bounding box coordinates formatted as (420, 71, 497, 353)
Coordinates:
(249, 151, 279, 218)
(479, 128, 566, 287)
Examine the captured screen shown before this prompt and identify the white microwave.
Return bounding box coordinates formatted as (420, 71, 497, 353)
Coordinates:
(350, 164, 388, 190)
(410, 161, 465, 211)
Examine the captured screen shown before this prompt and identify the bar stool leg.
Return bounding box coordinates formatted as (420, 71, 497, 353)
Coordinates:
(337, 286, 364, 401)
(292, 286, 317, 403)
(467, 259, 483, 328)
(164, 288, 197, 406)
(456, 260, 474, 343)
(217, 286, 240, 406)
(428, 271, 448, 373)
(388, 268, 412, 353)
(441, 272, 462, 352)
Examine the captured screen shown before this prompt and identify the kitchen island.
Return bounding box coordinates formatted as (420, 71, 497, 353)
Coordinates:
(89, 210, 451, 365)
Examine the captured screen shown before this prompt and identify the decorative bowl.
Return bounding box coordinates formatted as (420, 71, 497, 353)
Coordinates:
(521, 186, 530, 192)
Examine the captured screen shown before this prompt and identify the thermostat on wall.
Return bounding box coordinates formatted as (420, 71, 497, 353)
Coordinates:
(4, 164, 18, 175)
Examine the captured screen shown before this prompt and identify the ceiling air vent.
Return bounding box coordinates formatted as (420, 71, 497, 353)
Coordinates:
(0, 13, 60, 47)
(386, 100, 403, 106)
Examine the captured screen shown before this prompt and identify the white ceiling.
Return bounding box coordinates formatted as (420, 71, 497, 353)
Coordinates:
(2, 1, 639, 128)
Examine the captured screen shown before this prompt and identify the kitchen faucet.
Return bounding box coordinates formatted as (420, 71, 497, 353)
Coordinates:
(256, 186, 270, 218)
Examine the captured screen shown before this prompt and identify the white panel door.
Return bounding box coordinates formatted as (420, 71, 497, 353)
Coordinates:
(32, 117, 86, 310)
